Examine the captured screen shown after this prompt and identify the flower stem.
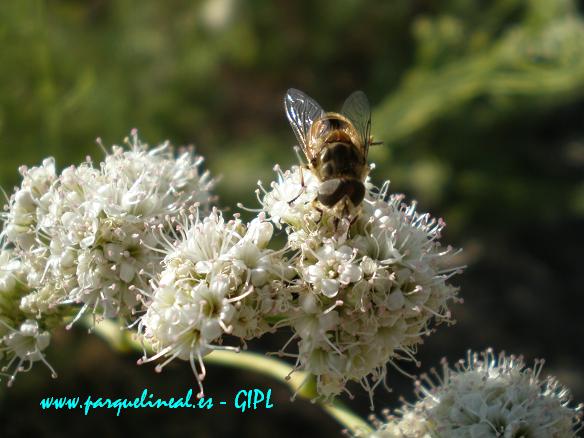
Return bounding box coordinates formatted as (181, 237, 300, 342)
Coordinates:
(90, 319, 372, 434)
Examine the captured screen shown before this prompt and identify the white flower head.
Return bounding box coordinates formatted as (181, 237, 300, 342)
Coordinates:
(353, 410, 430, 438)
(3, 131, 216, 325)
(303, 243, 362, 298)
(0, 249, 31, 339)
(261, 166, 462, 401)
(0, 319, 56, 386)
(0, 247, 66, 385)
(259, 165, 320, 231)
(366, 350, 583, 438)
(97, 130, 214, 219)
(139, 208, 292, 398)
(1, 158, 57, 250)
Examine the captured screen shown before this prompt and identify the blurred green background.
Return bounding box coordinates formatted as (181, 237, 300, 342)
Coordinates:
(1, 0, 583, 437)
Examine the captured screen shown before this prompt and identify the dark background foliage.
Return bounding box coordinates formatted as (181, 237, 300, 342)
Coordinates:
(0, 1, 583, 437)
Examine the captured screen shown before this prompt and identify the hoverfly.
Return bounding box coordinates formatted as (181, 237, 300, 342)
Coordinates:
(284, 88, 374, 222)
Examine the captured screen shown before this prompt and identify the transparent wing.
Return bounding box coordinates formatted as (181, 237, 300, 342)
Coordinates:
(341, 90, 371, 155)
(284, 88, 325, 161)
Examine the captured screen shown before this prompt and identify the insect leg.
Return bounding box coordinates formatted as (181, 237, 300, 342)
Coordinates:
(288, 165, 307, 205)
(369, 134, 383, 146)
(333, 216, 340, 230)
(314, 204, 324, 224)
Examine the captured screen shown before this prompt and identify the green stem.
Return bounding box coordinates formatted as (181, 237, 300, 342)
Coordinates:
(90, 319, 372, 435)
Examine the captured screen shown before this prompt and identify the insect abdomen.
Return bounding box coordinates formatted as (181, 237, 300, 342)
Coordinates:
(319, 142, 363, 180)
(317, 178, 365, 208)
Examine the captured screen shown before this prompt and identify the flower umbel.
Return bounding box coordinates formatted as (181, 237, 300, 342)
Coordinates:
(2, 131, 214, 325)
(0, 248, 64, 385)
(260, 165, 462, 401)
(360, 350, 584, 438)
(138, 208, 292, 397)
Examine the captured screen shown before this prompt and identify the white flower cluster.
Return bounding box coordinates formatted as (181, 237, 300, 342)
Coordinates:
(0, 123, 581, 438)
(1, 131, 214, 325)
(363, 411, 430, 438)
(260, 166, 461, 400)
(0, 248, 61, 385)
(138, 208, 293, 397)
(359, 350, 583, 438)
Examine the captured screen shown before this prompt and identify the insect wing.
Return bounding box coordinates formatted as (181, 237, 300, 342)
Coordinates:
(341, 90, 371, 155)
(284, 88, 325, 160)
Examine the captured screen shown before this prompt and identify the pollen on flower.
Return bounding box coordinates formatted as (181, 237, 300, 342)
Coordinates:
(361, 350, 583, 438)
(260, 165, 463, 401)
(138, 208, 293, 397)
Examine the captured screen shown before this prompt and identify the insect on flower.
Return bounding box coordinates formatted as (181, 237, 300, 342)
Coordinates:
(284, 88, 378, 224)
